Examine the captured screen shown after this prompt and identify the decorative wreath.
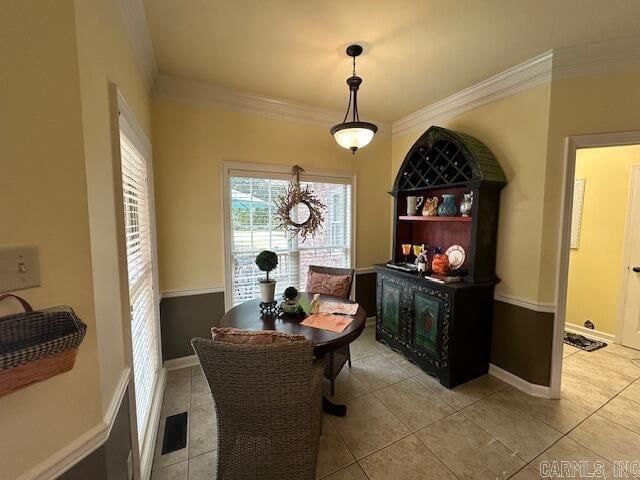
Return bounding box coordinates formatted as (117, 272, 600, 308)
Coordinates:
(275, 182, 326, 241)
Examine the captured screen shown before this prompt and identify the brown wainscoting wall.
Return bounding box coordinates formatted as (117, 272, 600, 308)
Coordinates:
(160, 291, 225, 360)
(159, 281, 555, 387)
(160, 273, 377, 361)
(58, 389, 132, 480)
(491, 300, 555, 386)
(355, 271, 377, 318)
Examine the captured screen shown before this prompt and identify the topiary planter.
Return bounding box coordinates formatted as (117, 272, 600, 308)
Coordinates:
(259, 280, 276, 303)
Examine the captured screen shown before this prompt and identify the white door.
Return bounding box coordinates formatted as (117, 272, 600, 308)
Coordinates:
(621, 165, 640, 350)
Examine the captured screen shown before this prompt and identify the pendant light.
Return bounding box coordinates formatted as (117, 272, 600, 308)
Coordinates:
(330, 44, 378, 153)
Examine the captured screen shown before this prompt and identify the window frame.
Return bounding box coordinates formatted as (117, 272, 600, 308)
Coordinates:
(222, 162, 357, 311)
(117, 92, 163, 461)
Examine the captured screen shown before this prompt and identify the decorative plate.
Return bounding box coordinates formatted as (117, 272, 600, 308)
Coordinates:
(445, 245, 466, 270)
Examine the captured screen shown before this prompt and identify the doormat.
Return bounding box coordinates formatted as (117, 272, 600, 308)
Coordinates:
(161, 412, 188, 455)
(564, 332, 607, 352)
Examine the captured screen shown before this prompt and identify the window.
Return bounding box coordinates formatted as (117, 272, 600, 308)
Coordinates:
(225, 165, 354, 307)
(119, 110, 160, 451)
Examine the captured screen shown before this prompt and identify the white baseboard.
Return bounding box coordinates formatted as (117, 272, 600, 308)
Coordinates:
(18, 369, 132, 480)
(565, 323, 615, 343)
(489, 364, 552, 399)
(140, 368, 166, 480)
(365, 316, 376, 327)
(164, 355, 199, 371)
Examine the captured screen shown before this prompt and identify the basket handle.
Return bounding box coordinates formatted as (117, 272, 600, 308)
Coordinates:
(0, 294, 33, 312)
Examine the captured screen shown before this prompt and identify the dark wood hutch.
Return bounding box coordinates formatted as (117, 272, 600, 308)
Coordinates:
(375, 126, 506, 388)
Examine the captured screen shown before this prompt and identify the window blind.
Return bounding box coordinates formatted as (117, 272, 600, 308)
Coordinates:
(120, 130, 159, 447)
(229, 173, 352, 306)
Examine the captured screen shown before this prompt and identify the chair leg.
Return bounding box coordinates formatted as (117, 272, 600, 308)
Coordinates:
(330, 378, 335, 397)
(347, 345, 352, 368)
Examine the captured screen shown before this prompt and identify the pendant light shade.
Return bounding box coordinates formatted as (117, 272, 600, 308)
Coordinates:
(331, 45, 377, 153)
(330, 122, 377, 150)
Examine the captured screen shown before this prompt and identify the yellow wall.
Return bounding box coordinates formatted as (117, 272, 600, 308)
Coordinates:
(0, 2, 102, 477)
(73, 0, 152, 417)
(152, 97, 392, 293)
(392, 84, 552, 301)
(566, 146, 640, 334)
(539, 67, 640, 303)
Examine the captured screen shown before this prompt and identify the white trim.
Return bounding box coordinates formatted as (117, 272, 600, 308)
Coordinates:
(365, 316, 376, 327)
(564, 323, 616, 344)
(161, 286, 225, 299)
(489, 364, 552, 399)
(551, 130, 640, 399)
(392, 50, 552, 136)
(493, 293, 557, 314)
(16, 423, 107, 480)
(618, 164, 640, 346)
(164, 355, 200, 371)
(104, 368, 132, 438)
(154, 75, 390, 135)
(139, 368, 166, 480)
(117, 0, 157, 88)
(17, 369, 132, 480)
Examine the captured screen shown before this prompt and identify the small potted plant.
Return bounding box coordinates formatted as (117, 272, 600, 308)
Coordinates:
(255, 250, 278, 303)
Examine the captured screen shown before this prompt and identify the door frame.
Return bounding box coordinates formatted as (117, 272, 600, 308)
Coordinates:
(550, 130, 640, 399)
(618, 164, 640, 346)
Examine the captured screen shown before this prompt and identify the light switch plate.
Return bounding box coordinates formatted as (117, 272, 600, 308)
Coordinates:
(0, 246, 41, 293)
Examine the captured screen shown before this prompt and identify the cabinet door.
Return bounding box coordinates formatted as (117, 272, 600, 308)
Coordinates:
(376, 272, 408, 343)
(407, 284, 451, 368)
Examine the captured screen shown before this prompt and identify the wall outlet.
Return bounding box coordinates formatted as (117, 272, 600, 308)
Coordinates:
(126, 450, 133, 480)
(0, 246, 40, 293)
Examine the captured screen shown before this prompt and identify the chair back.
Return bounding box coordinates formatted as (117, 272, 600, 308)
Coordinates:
(307, 265, 355, 299)
(191, 336, 319, 480)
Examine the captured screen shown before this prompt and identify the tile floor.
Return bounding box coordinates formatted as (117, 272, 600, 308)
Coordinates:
(151, 326, 640, 479)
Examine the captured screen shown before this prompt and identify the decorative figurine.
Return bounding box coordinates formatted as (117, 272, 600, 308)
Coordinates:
(431, 246, 450, 275)
(459, 191, 473, 217)
(437, 194, 458, 216)
(280, 286, 300, 314)
(422, 197, 439, 216)
(310, 293, 321, 314)
(406, 196, 424, 216)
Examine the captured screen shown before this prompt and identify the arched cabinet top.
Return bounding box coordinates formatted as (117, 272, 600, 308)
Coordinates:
(391, 126, 506, 195)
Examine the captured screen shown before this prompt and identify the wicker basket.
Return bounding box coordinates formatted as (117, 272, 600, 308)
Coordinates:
(0, 294, 87, 397)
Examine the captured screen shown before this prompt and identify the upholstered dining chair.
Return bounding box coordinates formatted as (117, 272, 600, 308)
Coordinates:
(306, 265, 356, 396)
(191, 329, 323, 480)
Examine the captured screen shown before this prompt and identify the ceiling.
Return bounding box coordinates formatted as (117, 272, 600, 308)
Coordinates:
(143, 0, 640, 122)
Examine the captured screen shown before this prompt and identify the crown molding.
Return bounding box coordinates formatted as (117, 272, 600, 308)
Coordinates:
(153, 75, 391, 135)
(117, 0, 158, 89)
(392, 50, 553, 137)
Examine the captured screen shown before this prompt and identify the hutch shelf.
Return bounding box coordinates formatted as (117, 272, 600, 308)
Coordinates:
(375, 126, 506, 388)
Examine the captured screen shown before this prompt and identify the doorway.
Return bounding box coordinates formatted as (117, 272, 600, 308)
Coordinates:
(551, 132, 640, 399)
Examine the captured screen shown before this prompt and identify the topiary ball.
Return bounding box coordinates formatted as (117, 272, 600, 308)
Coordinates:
(255, 250, 278, 273)
(283, 286, 298, 300)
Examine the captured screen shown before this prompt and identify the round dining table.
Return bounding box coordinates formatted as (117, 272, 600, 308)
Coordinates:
(219, 292, 367, 415)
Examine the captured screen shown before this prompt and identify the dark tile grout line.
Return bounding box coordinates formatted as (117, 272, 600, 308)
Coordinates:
(502, 357, 640, 479)
(323, 361, 509, 480)
(159, 345, 640, 479)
